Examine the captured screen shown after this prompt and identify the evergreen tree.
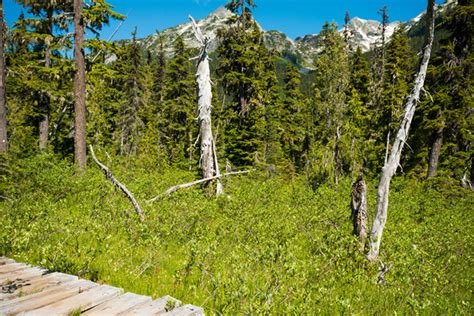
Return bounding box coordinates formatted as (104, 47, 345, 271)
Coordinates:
(349, 47, 371, 105)
(347, 48, 372, 175)
(115, 30, 150, 156)
(74, 0, 123, 170)
(217, 21, 270, 167)
(7, 12, 74, 156)
(151, 31, 166, 104)
(160, 36, 196, 166)
(413, 0, 473, 182)
(225, 0, 256, 30)
(378, 26, 414, 165)
(309, 22, 350, 184)
(14, 0, 72, 151)
(280, 63, 307, 173)
(369, 6, 389, 117)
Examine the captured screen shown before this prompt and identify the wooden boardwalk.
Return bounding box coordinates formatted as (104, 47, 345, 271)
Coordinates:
(0, 257, 203, 315)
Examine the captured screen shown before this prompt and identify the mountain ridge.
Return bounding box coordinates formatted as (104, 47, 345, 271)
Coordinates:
(134, 1, 457, 68)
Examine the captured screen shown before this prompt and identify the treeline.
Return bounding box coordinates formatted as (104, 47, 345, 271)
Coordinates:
(0, 0, 472, 187)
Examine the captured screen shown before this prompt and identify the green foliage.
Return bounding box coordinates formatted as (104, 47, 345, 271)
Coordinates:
(308, 22, 350, 184)
(217, 22, 273, 167)
(1, 155, 472, 313)
(280, 64, 307, 173)
(159, 36, 196, 167)
(410, 0, 473, 180)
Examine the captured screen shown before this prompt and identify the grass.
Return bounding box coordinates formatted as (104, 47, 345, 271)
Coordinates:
(1, 153, 473, 313)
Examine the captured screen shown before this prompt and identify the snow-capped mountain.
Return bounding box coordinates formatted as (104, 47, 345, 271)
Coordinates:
(134, 1, 457, 68)
(138, 6, 234, 56)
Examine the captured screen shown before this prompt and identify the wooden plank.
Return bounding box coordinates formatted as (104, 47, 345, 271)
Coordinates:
(0, 279, 97, 314)
(0, 266, 48, 284)
(24, 284, 123, 316)
(119, 295, 181, 315)
(0, 257, 14, 265)
(0, 272, 77, 301)
(163, 304, 205, 316)
(0, 258, 203, 315)
(0, 262, 30, 274)
(83, 292, 152, 315)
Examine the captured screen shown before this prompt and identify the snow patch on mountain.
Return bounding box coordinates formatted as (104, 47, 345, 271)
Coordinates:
(132, 1, 457, 68)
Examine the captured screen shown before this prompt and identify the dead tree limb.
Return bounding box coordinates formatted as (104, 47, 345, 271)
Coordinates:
(89, 145, 145, 221)
(91, 11, 129, 63)
(147, 170, 253, 203)
(375, 260, 393, 284)
(368, 0, 435, 261)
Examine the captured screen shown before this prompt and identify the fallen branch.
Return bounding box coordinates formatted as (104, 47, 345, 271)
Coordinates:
(0, 195, 13, 204)
(147, 170, 253, 203)
(375, 260, 393, 285)
(89, 145, 145, 221)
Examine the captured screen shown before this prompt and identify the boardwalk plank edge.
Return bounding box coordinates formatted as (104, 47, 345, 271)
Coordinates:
(0, 257, 203, 315)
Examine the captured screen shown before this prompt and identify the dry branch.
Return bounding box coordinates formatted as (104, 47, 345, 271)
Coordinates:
(147, 170, 253, 203)
(89, 145, 145, 221)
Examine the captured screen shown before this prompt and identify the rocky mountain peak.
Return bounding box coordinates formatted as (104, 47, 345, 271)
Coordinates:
(133, 1, 456, 68)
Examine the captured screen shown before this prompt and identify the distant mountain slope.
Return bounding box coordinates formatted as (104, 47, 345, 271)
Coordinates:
(132, 1, 457, 68)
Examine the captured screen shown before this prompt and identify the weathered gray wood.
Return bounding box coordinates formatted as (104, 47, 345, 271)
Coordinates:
(0, 258, 202, 314)
(189, 15, 223, 196)
(0, 266, 48, 284)
(0, 279, 97, 313)
(119, 295, 181, 315)
(24, 284, 122, 315)
(351, 176, 368, 247)
(83, 292, 152, 315)
(0, 257, 14, 265)
(148, 170, 253, 202)
(0, 272, 76, 301)
(0, 262, 30, 274)
(164, 304, 204, 316)
(90, 144, 144, 221)
(368, 0, 435, 261)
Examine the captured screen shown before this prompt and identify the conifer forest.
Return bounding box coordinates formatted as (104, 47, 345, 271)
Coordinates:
(0, 0, 473, 313)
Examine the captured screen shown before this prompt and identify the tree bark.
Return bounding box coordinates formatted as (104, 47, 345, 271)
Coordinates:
(39, 9, 53, 151)
(470, 154, 474, 190)
(368, 0, 435, 261)
(189, 15, 223, 195)
(351, 176, 368, 247)
(0, 0, 7, 153)
(427, 125, 444, 178)
(74, 0, 87, 171)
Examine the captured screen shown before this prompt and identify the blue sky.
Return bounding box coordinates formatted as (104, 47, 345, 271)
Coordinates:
(3, 0, 441, 40)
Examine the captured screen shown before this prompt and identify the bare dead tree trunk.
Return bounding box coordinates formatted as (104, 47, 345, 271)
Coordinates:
(427, 125, 444, 178)
(334, 127, 341, 185)
(74, 0, 87, 171)
(470, 154, 474, 190)
(0, 0, 7, 154)
(39, 9, 53, 151)
(351, 176, 368, 247)
(189, 15, 223, 196)
(368, 0, 435, 262)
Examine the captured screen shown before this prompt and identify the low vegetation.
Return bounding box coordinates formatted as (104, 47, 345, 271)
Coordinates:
(1, 154, 472, 313)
